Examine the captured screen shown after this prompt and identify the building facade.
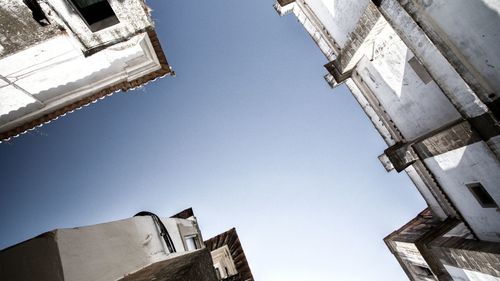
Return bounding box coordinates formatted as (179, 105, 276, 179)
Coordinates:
(0, 208, 254, 281)
(0, 0, 172, 142)
(205, 228, 255, 281)
(385, 208, 500, 281)
(275, 0, 500, 279)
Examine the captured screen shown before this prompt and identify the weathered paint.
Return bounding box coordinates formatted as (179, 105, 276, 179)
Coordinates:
(445, 265, 500, 281)
(0, 32, 161, 133)
(43, 0, 153, 54)
(424, 142, 500, 242)
(0, 215, 204, 281)
(419, 0, 500, 98)
(0, 0, 170, 141)
(0, 0, 62, 59)
(405, 165, 447, 220)
(379, 0, 490, 118)
(308, 0, 370, 48)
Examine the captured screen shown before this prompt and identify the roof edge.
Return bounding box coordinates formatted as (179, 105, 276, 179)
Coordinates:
(0, 28, 172, 143)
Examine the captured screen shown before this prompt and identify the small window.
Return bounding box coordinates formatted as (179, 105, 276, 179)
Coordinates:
(185, 235, 199, 251)
(467, 183, 498, 208)
(215, 267, 222, 280)
(408, 56, 432, 84)
(69, 0, 119, 32)
(412, 264, 433, 278)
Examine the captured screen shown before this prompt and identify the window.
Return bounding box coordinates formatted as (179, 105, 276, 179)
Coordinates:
(412, 264, 434, 278)
(215, 267, 222, 280)
(408, 56, 432, 84)
(467, 183, 498, 208)
(185, 235, 199, 251)
(69, 0, 119, 32)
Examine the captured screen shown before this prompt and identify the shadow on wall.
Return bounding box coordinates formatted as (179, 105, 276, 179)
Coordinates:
(423, 141, 500, 242)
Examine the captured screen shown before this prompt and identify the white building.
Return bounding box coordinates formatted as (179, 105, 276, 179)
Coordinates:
(0, 208, 254, 281)
(0, 209, 211, 281)
(275, 1, 500, 280)
(0, 0, 172, 141)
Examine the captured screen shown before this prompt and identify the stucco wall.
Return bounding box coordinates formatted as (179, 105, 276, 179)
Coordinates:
(57, 216, 169, 281)
(355, 28, 461, 140)
(0, 232, 64, 281)
(0, 32, 160, 132)
(0, 216, 203, 281)
(0, 0, 62, 59)
(422, 0, 500, 95)
(424, 142, 500, 242)
(378, 0, 488, 119)
(306, 0, 370, 48)
(46, 0, 153, 53)
(405, 165, 447, 220)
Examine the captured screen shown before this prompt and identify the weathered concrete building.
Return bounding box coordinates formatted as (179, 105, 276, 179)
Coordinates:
(0, 0, 172, 141)
(0, 208, 254, 281)
(275, 0, 500, 279)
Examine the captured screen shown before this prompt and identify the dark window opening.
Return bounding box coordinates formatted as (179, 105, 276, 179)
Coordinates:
(69, 0, 119, 32)
(412, 264, 433, 278)
(467, 183, 498, 208)
(408, 56, 433, 84)
(215, 268, 222, 280)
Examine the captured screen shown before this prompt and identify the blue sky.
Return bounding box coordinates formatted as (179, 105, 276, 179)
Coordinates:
(0, 1, 426, 280)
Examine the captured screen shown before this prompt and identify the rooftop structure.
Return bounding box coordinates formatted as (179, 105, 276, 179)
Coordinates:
(0, 208, 254, 281)
(0, 0, 173, 141)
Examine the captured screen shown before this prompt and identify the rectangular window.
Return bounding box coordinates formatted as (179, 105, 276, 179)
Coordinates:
(215, 267, 222, 280)
(412, 264, 434, 278)
(69, 0, 119, 32)
(408, 56, 432, 84)
(467, 183, 498, 208)
(185, 235, 199, 251)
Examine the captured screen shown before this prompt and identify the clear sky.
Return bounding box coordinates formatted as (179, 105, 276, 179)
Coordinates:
(0, 1, 426, 280)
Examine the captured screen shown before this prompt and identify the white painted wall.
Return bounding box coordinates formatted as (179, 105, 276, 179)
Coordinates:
(394, 242, 428, 267)
(379, 0, 489, 119)
(307, 0, 370, 48)
(44, 0, 153, 52)
(424, 142, 500, 242)
(0, 32, 161, 134)
(405, 165, 447, 220)
(57, 217, 167, 281)
(162, 217, 202, 252)
(356, 31, 461, 140)
(422, 0, 500, 95)
(56, 216, 202, 281)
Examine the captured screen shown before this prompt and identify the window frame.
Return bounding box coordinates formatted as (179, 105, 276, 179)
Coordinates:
(467, 182, 498, 208)
(184, 234, 200, 251)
